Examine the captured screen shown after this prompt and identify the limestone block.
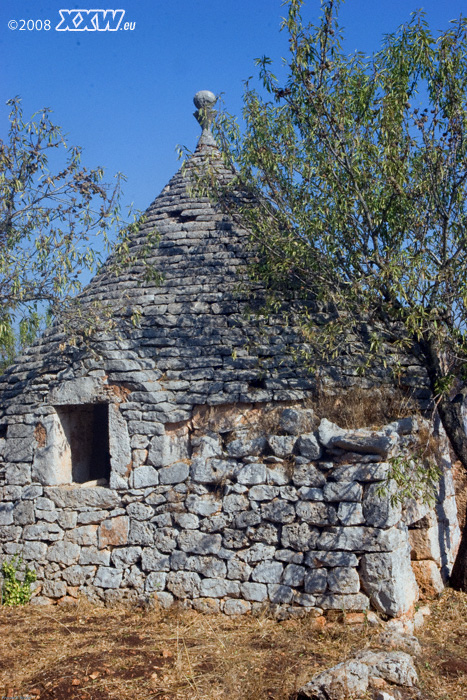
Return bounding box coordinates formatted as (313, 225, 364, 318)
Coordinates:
(199, 578, 240, 598)
(267, 435, 296, 458)
(186, 493, 220, 517)
(328, 463, 389, 482)
(314, 593, 370, 610)
(128, 520, 154, 547)
(354, 649, 418, 687)
(297, 433, 322, 460)
(126, 502, 154, 521)
(363, 482, 401, 528)
(299, 659, 369, 700)
(131, 465, 159, 489)
(324, 481, 362, 502)
(23, 523, 63, 542)
(268, 584, 293, 604)
(178, 530, 222, 555)
(275, 549, 303, 563)
(296, 501, 337, 526)
(292, 463, 326, 487)
(298, 487, 325, 501)
(3, 438, 34, 463)
(282, 563, 305, 587)
(223, 493, 249, 514)
(65, 524, 98, 547)
(23, 541, 47, 561)
(173, 512, 199, 529)
(191, 432, 223, 459)
(305, 551, 359, 568)
(337, 502, 365, 525)
(267, 465, 290, 486)
(411, 560, 444, 599)
(318, 418, 398, 457)
(282, 523, 320, 551)
(327, 567, 360, 594)
(148, 432, 189, 467)
(3, 485, 22, 500)
(408, 525, 441, 562)
(94, 566, 123, 589)
(227, 435, 267, 458)
(22, 484, 42, 499)
(227, 559, 252, 581)
(261, 500, 295, 523)
(237, 543, 276, 563)
(318, 526, 406, 553)
(185, 555, 226, 578)
(45, 486, 119, 509)
(35, 509, 58, 524)
(141, 569, 166, 592)
(159, 462, 190, 484)
(5, 464, 31, 486)
(111, 546, 142, 568)
(241, 582, 268, 601)
(190, 457, 235, 484)
(223, 599, 251, 615)
(248, 522, 280, 545)
(235, 463, 267, 485)
(62, 565, 94, 586)
(0, 503, 14, 526)
(42, 580, 67, 598)
(166, 571, 200, 598)
(57, 511, 77, 529)
(251, 560, 283, 584)
(79, 546, 111, 566)
(304, 568, 328, 593)
(360, 545, 419, 617)
(108, 403, 132, 477)
(141, 548, 170, 572)
(249, 485, 279, 501)
(46, 541, 80, 566)
(279, 408, 318, 435)
(234, 510, 262, 528)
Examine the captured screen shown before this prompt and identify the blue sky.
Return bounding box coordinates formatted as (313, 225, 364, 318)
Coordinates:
(1, 0, 466, 222)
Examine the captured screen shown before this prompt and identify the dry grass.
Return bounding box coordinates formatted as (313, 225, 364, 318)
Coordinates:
(1, 590, 466, 700)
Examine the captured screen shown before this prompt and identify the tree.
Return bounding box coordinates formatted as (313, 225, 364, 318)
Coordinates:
(0, 97, 127, 367)
(213, 0, 467, 589)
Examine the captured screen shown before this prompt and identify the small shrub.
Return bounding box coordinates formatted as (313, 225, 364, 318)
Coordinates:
(1, 555, 36, 606)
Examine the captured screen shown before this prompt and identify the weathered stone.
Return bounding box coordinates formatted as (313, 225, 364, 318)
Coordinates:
(23, 541, 48, 561)
(148, 432, 189, 467)
(282, 563, 305, 587)
(411, 560, 444, 599)
(146, 571, 167, 592)
(223, 599, 251, 615)
(65, 524, 98, 546)
(131, 465, 159, 489)
(223, 493, 249, 514)
(292, 463, 326, 487)
(126, 503, 154, 520)
(42, 580, 67, 598)
(178, 530, 222, 555)
(159, 462, 190, 484)
(190, 457, 235, 484)
(296, 501, 336, 526)
(111, 546, 142, 568)
(94, 566, 123, 589)
(166, 571, 200, 598)
(186, 493, 220, 516)
(0, 503, 14, 526)
(261, 500, 295, 523)
(5, 463, 31, 486)
(268, 435, 296, 458)
(235, 462, 267, 485)
(354, 649, 418, 687)
(47, 541, 80, 566)
(45, 486, 120, 509)
(238, 543, 275, 563)
(62, 565, 95, 586)
(318, 418, 398, 457)
(305, 551, 359, 568)
(173, 512, 199, 529)
(323, 481, 362, 502)
(327, 567, 360, 594)
(297, 433, 322, 460)
(199, 578, 240, 598)
(363, 482, 401, 528)
(304, 568, 327, 593)
(79, 546, 111, 566)
(186, 555, 226, 578)
(227, 436, 267, 458)
(251, 560, 283, 584)
(328, 463, 390, 482)
(337, 502, 365, 525)
(314, 593, 370, 610)
(282, 523, 319, 551)
(360, 545, 419, 616)
(141, 548, 170, 571)
(249, 485, 279, 501)
(280, 408, 317, 436)
(240, 581, 268, 601)
(268, 584, 293, 604)
(129, 520, 154, 546)
(299, 659, 369, 700)
(318, 526, 406, 552)
(23, 523, 63, 541)
(408, 525, 441, 562)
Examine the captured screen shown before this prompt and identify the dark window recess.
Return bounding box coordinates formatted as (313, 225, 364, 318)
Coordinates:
(57, 404, 111, 484)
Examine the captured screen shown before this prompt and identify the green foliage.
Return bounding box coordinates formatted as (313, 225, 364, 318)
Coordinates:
(378, 453, 441, 507)
(211, 0, 467, 399)
(1, 555, 36, 606)
(0, 97, 142, 368)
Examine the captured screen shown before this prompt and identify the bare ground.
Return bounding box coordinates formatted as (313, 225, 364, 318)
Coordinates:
(1, 588, 466, 700)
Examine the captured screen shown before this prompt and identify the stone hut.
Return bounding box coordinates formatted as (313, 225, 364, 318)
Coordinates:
(0, 92, 460, 616)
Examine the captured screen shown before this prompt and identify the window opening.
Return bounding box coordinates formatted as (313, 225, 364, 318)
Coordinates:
(56, 403, 111, 484)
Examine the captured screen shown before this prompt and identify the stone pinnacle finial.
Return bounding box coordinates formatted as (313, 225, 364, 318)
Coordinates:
(193, 90, 217, 132)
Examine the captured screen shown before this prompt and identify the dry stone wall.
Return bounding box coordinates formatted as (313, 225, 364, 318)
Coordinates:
(0, 402, 459, 617)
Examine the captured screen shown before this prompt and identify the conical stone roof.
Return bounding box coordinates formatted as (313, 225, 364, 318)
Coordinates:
(0, 95, 317, 428)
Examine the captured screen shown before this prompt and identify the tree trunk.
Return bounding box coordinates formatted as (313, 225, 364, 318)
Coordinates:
(419, 335, 467, 592)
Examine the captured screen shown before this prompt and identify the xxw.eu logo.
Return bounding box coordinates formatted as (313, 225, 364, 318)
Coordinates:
(56, 9, 133, 31)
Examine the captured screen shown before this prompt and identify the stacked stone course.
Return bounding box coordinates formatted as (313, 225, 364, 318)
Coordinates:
(0, 403, 459, 617)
